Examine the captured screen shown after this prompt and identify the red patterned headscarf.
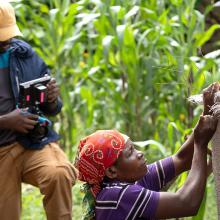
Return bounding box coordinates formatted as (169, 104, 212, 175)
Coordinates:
(75, 130, 127, 197)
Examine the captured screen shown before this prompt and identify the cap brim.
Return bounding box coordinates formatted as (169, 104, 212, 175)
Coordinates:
(0, 24, 22, 41)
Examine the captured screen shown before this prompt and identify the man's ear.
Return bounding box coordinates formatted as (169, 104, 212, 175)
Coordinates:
(105, 166, 118, 179)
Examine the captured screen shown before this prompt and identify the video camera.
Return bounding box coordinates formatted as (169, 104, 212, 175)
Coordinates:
(18, 75, 52, 142)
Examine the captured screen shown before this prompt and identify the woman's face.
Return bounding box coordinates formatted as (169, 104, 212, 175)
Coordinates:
(113, 139, 148, 182)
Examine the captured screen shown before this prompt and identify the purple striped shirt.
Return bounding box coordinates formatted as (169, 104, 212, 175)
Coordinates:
(95, 157, 175, 220)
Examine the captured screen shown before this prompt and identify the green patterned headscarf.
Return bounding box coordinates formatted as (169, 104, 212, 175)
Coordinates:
(81, 183, 96, 220)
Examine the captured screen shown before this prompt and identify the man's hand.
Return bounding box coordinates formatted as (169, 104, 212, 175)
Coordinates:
(1, 109, 38, 134)
(194, 115, 217, 148)
(46, 78, 59, 103)
(203, 82, 220, 115)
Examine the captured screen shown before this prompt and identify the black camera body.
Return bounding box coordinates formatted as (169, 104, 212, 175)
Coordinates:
(19, 75, 51, 107)
(18, 75, 51, 142)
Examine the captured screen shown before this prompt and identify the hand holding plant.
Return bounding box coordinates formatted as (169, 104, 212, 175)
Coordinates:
(194, 115, 217, 148)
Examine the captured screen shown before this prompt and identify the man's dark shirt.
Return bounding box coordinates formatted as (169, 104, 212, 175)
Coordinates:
(0, 49, 17, 145)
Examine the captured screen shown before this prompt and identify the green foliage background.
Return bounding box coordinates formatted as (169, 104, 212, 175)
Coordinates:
(12, 0, 220, 219)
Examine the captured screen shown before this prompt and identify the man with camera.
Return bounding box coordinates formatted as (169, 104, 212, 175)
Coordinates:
(0, 1, 77, 220)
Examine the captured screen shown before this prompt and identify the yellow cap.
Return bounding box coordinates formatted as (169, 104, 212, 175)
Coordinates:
(0, 1, 22, 41)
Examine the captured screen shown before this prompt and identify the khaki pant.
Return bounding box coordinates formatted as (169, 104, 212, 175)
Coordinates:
(0, 142, 78, 220)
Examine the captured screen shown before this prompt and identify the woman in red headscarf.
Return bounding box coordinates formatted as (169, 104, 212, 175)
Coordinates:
(75, 115, 216, 220)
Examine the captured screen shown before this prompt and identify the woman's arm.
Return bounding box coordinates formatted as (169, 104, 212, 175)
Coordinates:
(172, 133, 194, 175)
(155, 115, 217, 219)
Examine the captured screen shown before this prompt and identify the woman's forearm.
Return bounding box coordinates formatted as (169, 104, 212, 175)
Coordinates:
(176, 133, 194, 164)
(177, 143, 207, 211)
(173, 133, 195, 175)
